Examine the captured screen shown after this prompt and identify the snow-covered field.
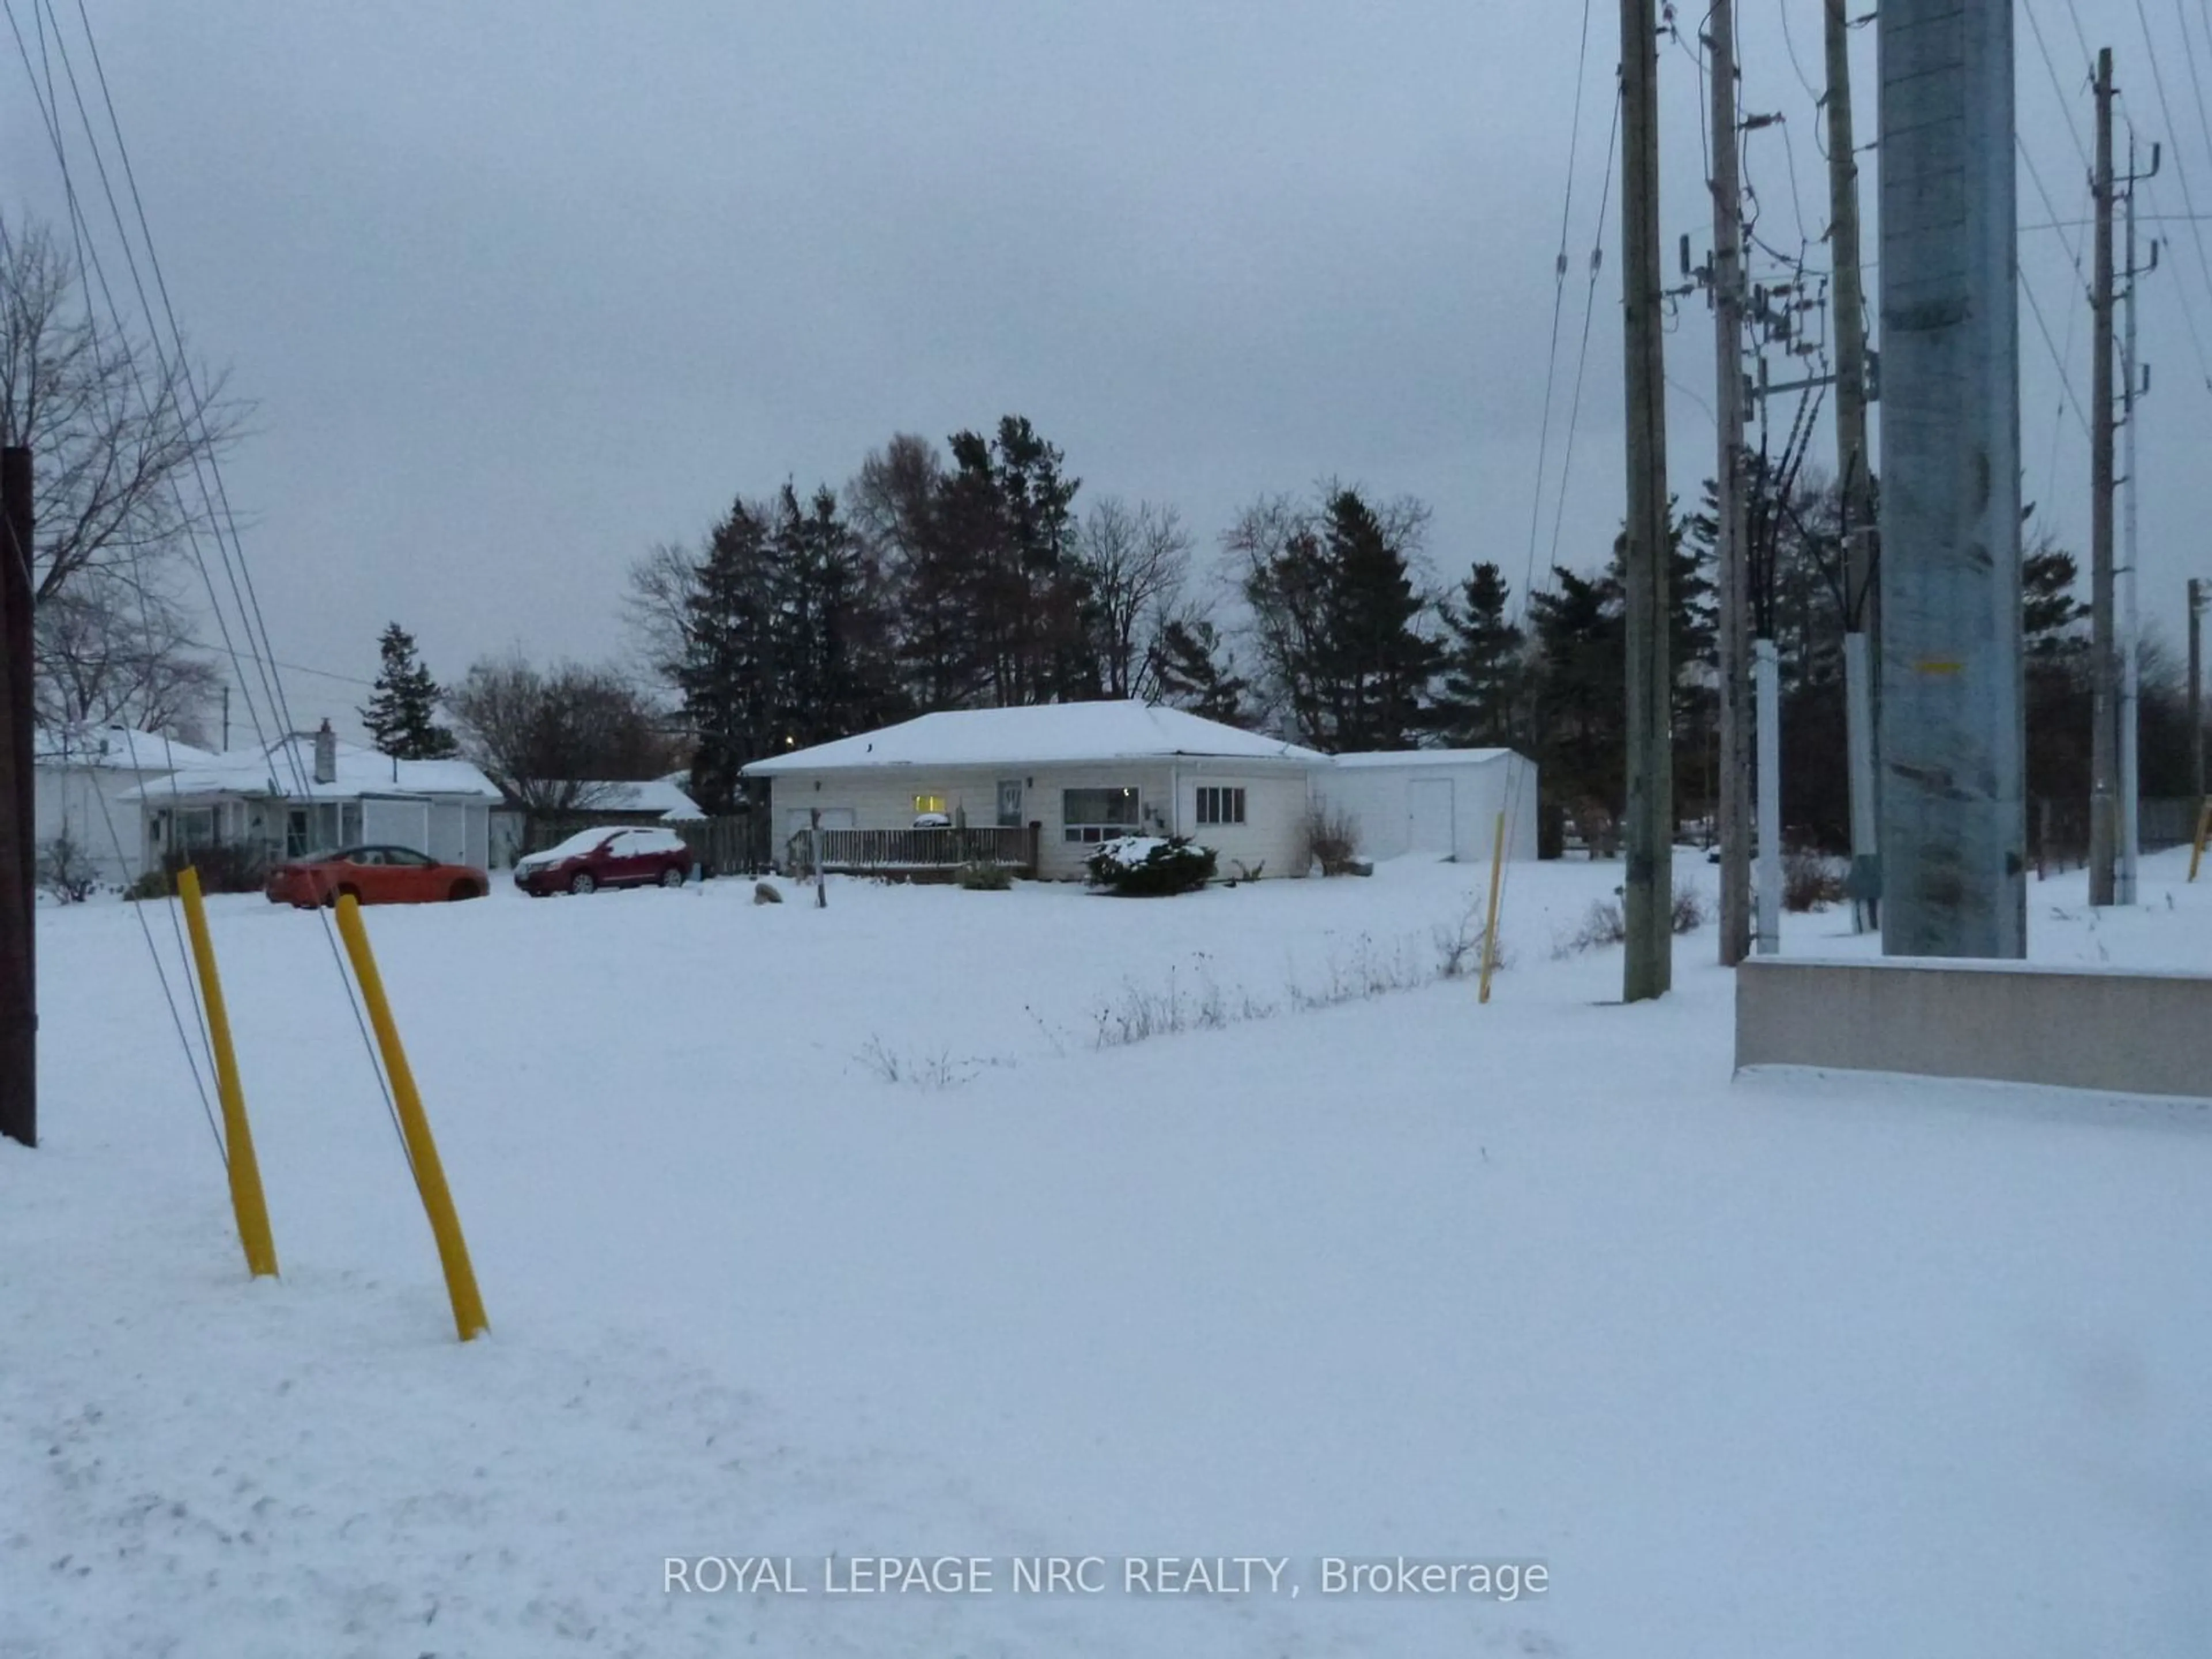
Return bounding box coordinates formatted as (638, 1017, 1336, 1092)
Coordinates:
(6, 850, 2210, 1657)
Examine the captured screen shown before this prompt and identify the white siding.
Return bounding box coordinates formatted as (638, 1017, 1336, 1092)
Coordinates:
(32, 764, 153, 885)
(1310, 755, 1540, 865)
(362, 797, 432, 851)
(1171, 762, 1313, 879)
(762, 760, 1320, 880)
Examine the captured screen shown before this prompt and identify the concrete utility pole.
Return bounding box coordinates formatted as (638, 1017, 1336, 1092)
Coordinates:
(1876, 0, 2027, 957)
(1, 447, 34, 1149)
(1827, 0, 1880, 929)
(2088, 47, 2119, 908)
(2116, 133, 2157, 905)
(1711, 0, 1752, 968)
(1620, 0, 1673, 1002)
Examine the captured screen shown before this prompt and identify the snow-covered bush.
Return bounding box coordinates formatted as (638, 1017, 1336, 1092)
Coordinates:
(1301, 804, 1362, 875)
(38, 836, 99, 904)
(1671, 881, 1709, 934)
(957, 859, 1014, 891)
(1084, 835, 1217, 897)
(1783, 851, 1844, 912)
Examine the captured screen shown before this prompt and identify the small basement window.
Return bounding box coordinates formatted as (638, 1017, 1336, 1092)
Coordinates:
(1195, 786, 1247, 826)
(1063, 785, 1141, 843)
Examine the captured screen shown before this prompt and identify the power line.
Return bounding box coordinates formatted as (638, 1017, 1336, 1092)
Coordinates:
(1537, 86, 1624, 597)
(1520, 0, 1599, 626)
(2023, 0, 2096, 175)
(2021, 257, 2094, 439)
(2133, 0, 2212, 381)
(10, 0, 416, 1179)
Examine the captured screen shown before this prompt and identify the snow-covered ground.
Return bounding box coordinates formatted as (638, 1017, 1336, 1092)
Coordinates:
(5, 850, 2210, 1657)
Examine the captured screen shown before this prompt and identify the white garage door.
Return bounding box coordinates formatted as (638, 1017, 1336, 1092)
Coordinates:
(1407, 778, 1455, 856)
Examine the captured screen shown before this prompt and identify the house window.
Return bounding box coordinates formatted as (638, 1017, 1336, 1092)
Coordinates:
(1063, 785, 1141, 843)
(176, 808, 217, 850)
(914, 794, 946, 815)
(289, 801, 361, 855)
(1195, 786, 1247, 826)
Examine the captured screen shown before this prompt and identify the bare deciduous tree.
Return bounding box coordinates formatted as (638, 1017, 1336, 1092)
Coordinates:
(1, 217, 243, 735)
(448, 653, 681, 843)
(623, 538, 700, 684)
(32, 567, 219, 739)
(1077, 497, 1191, 700)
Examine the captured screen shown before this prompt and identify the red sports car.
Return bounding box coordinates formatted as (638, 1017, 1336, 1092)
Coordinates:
(512, 826, 696, 896)
(265, 845, 490, 908)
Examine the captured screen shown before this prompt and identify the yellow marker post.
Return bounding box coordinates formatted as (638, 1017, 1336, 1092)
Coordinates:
(1478, 809, 1508, 1005)
(2190, 801, 2210, 883)
(334, 894, 489, 1341)
(176, 868, 279, 1278)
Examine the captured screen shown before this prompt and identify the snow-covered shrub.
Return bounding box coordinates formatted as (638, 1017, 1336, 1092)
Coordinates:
(38, 836, 99, 904)
(1671, 881, 1709, 934)
(956, 859, 1014, 891)
(1084, 835, 1216, 897)
(164, 843, 269, 896)
(1553, 897, 1628, 957)
(1434, 903, 1509, 978)
(1301, 804, 1362, 875)
(1784, 851, 1844, 912)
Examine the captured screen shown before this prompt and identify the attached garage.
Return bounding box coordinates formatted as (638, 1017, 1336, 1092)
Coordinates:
(1313, 749, 1539, 866)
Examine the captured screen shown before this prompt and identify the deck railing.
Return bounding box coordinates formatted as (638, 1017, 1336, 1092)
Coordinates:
(786, 824, 1037, 876)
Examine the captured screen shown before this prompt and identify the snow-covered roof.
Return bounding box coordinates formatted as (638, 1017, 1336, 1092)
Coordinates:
(566, 779, 704, 821)
(743, 701, 1326, 774)
(119, 732, 501, 804)
(32, 724, 221, 772)
(1331, 748, 1516, 768)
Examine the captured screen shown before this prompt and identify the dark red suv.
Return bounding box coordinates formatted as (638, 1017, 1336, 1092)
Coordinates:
(512, 826, 696, 896)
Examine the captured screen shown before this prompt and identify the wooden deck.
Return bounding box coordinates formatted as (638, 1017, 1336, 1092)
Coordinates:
(785, 824, 1039, 878)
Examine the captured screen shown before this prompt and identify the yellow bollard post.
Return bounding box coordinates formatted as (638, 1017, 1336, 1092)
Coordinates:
(1478, 809, 1508, 1005)
(2191, 801, 2210, 883)
(176, 868, 279, 1278)
(334, 894, 489, 1341)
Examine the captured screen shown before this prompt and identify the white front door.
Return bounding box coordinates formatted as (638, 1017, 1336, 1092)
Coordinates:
(1407, 778, 1455, 857)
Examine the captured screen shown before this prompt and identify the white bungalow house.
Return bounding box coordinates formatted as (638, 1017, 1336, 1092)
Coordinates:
(32, 725, 222, 886)
(740, 700, 1539, 880)
(121, 720, 501, 872)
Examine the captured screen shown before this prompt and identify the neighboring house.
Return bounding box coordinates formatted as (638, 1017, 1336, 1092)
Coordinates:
(1310, 749, 1541, 867)
(120, 720, 501, 873)
(741, 700, 1539, 881)
(487, 777, 704, 868)
(32, 725, 222, 887)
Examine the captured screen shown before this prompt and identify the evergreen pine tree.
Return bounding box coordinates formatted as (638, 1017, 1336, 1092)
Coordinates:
(1147, 618, 1250, 724)
(1319, 488, 1441, 751)
(359, 622, 458, 759)
(1430, 562, 1524, 747)
(677, 499, 781, 816)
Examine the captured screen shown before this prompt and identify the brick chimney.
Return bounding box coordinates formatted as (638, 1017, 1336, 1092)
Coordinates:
(313, 718, 338, 786)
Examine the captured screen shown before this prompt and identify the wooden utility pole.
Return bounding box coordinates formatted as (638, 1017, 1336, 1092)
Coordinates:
(1711, 0, 1752, 968)
(2191, 578, 2205, 806)
(1, 446, 35, 1149)
(1620, 0, 1673, 1001)
(2088, 47, 2118, 907)
(1827, 0, 1880, 926)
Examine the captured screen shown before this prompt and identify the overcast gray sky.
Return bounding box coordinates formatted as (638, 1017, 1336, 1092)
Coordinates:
(8, 2, 2208, 746)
